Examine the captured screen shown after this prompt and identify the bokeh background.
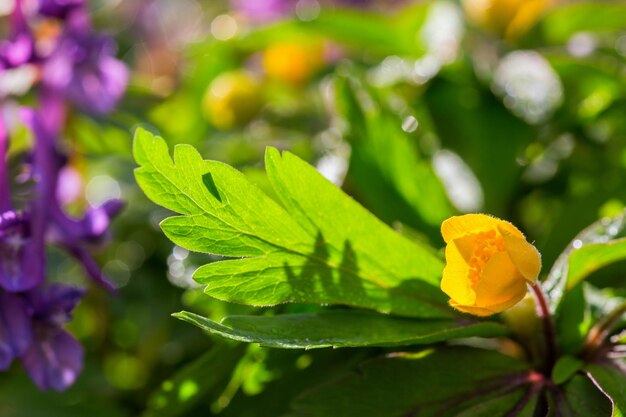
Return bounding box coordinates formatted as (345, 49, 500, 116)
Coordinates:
(1, 0, 626, 415)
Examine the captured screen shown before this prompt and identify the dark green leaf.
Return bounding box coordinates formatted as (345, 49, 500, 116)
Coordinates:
(335, 77, 455, 241)
(424, 75, 534, 215)
(143, 343, 246, 417)
(221, 348, 369, 417)
(0, 374, 129, 417)
(289, 347, 532, 417)
(453, 388, 537, 417)
(562, 374, 613, 417)
(555, 284, 591, 355)
(552, 356, 584, 385)
(586, 362, 626, 416)
(174, 310, 508, 349)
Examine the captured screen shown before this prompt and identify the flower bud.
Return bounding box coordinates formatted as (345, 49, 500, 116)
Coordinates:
(202, 71, 262, 130)
(262, 41, 324, 86)
(462, 0, 552, 40)
(440, 214, 541, 316)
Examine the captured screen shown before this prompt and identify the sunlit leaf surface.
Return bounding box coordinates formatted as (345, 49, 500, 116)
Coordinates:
(134, 129, 452, 318)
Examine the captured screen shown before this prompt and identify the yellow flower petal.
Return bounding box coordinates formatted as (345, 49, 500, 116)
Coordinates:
(440, 214, 541, 317)
(474, 251, 527, 308)
(441, 214, 498, 243)
(451, 291, 526, 316)
(505, 0, 549, 40)
(498, 225, 541, 283)
(481, 290, 527, 314)
(441, 235, 478, 306)
(449, 303, 496, 317)
(495, 220, 524, 239)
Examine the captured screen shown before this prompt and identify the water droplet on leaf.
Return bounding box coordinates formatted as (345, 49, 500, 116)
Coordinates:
(402, 116, 418, 133)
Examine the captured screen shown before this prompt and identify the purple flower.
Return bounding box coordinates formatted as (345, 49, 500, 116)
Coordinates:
(0, 0, 126, 393)
(0, 210, 45, 292)
(0, 33, 34, 70)
(0, 1, 34, 70)
(53, 199, 125, 243)
(27, 105, 120, 291)
(42, 15, 128, 115)
(230, 0, 379, 22)
(0, 115, 10, 212)
(38, 0, 85, 18)
(25, 284, 84, 326)
(51, 198, 124, 292)
(0, 291, 32, 370)
(21, 284, 85, 391)
(231, 0, 293, 22)
(0, 113, 45, 292)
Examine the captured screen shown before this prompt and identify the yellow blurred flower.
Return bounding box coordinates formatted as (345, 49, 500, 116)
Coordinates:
(440, 214, 541, 316)
(462, 0, 552, 40)
(262, 41, 324, 86)
(202, 71, 262, 130)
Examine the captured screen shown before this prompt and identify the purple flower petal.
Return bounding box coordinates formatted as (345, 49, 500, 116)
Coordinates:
(25, 284, 85, 324)
(53, 199, 125, 243)
(0, 292, 32, 370)
(0, 0, 34, 69)
(42, 29, 128, 115)
(0, 33, 34, 68)
(0, 114, 10, 212)
(22, 327, 83, 391)
(0, 342, 12, 370)
(38, 0, 85, 18)
(55, 166, 83, 205)
(3, 111, 58, 293)
(0, 209, 44, 292)
(0, 110, 47, 292)
(81, 199, 125, 239)
(231, 0, 293, 22)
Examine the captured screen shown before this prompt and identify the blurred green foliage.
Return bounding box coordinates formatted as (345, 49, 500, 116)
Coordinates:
(4, 0, 626, 415)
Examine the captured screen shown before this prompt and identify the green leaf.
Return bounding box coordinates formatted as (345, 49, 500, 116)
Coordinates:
(567, 238, 626, 290)
(133, 128, 451, 318)
(586, 363, 626, 416)
(543, 211, 626, 309)
(335, 77, 455, 241)
(304, 5, 429, 57)
(555, 284, 591, 355)
(288, 347, 532, 417)
(552, 356, 584, 385)
(453, 389, 537, 417)
(237, 5, 428, 57)
(220, 348, 369, 417)
(143, 343, 246, 417)
(562, 374, 613, 417)
(0, 374, 130, 417)
(174, 310, 508, 349)
(548, 213, 626, 354)
(424, 74, 534, 214)
(541, 3, 626, 43)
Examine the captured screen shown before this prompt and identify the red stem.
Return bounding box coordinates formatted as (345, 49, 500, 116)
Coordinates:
(529, 283, 557, 374)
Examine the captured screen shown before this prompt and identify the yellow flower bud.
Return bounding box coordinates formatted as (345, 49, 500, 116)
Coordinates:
(262, 41, 324, 86)
(440, 214, 541, 316)
(202, 71, 262, 130)
(462, 0, 552, 40)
